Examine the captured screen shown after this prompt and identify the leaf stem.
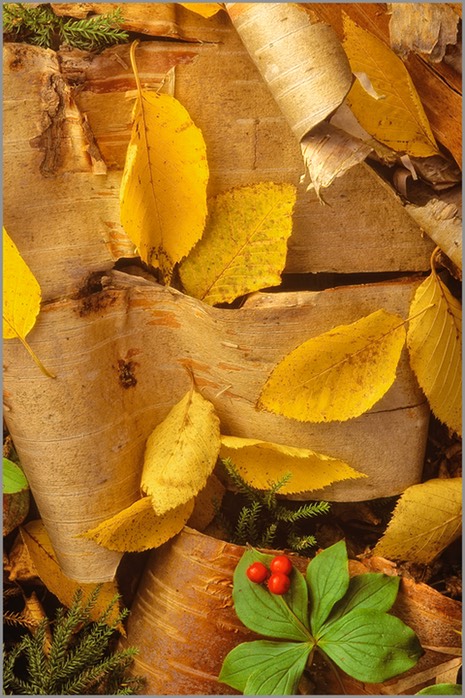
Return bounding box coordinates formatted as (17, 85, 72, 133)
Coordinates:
(3, 317, 55, 378)
(129, 40, 142, 98)
(315, 647, 347, 695)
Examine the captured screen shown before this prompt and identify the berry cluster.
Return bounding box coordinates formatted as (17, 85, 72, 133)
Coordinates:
(246, 555, 293, 595)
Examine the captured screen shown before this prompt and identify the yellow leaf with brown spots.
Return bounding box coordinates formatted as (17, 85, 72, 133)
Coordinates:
(120, 44, 208, 282)
(258, 309, 406, 422)
(374, 478, 462, 563)
(81, 497, 194, 552)
(220, 436, 365, 494)
(407, 270, 461, 436)
(141, 389, 221, 514)
(179, 183, 296, 305)
(343, 14, 438, 157)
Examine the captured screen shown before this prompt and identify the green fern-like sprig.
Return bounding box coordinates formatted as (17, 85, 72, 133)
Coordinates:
(3, 4, 129, 51)
(258, 523, 278, 549)
(220, 458, 330, 554)
(275, 500, 331, 522)
(221, 457, 259, 503)
(3, 586, 144, 695)
(262, 472, 293, 509)
(286, 532, 318, 553)
(59, 9, 129, 50)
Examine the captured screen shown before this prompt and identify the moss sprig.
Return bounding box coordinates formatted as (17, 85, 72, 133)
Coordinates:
(3, 586, 144, 695)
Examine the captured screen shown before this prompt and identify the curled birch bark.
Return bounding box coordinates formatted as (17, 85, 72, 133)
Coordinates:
(226, 2, 352, 142)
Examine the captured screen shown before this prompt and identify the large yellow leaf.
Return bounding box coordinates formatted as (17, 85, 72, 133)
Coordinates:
(81, 497, 194, 552)
(343, 14, 438, 157)
(374, 478, 462, 563)
(180, 3, 224, 18)
(179, 183, 296, 305)
(407, 270, 462, 436)
(120, 43, 209, 283)
(141, 389, 221, 514)
(220, 436, 366, 494)
(258, 309, 406, 422)
(21, 520, 121, 628)
(3, 228, 53, 377)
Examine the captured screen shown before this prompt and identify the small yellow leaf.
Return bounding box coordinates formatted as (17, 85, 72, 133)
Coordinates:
(258, 309, 406, 422)
(220, 436, 366, 494)
(3, 228, 40, 340)
(81, 497, 194, 552)
(21, 520, 121, 628)
(343, 14, 438, 157)
(187, 473, 225, 531)
(374, 478, 462, 563)
(179, 183, 296, 305)
(120, 44, 209, 282)
(407, 271, 461, 436)
(3, 228, 54, 377)
(180, 3, 224, 18)
(141, 389, 221, 514)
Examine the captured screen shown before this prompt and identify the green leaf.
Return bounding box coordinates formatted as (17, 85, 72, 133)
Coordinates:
(219, 640, 312, 695)
(416, 684, 462, 695)
(3, 458, 28, 494)
(306, 540, 349, 636)
(318, 608, 422, 682)
(233, 549, 311, 641)
(325, 573, 400, 625)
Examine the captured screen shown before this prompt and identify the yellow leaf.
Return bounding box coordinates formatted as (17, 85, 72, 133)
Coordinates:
(343, 14, 438, 157)
(220, 436, 366, 494)
(179, 183, 296, 305)
(258, 309, 406, 422)
(180, 3, 224, 18)
(374, 478, 462, 563)
(3, 228, 54, 377)
(187, 473, 225, 531)
(120, 42, 209, 283)
(141, 389, 221, 514)
(21, 520, 122, 628)
(81, 497, 194, 552)
(407, 269, 462, 436)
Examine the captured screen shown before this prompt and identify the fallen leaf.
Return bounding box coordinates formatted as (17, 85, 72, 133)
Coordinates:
(180, 3, 224, 18)
(407, 268, 461, 436)
(141, 388, 221, 514)
(3, 228, 54, 377)
(82, 497, 194, 552)
(179, 183, 296, 305)
(187, 473, 225, 531)
(301, 123, 372, 201)
(343, 14, 439, 157)
(258, 309, 406, 423)
(374, 478, 462, 563)
(389, 3, 459, 62)
(220, 436, 366, 493)
(21, 520, 122, 627)
(4, 533, 39, 583)
(120, 42, 209, 282)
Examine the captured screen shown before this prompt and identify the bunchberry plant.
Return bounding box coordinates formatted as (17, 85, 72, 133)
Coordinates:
(220, 540, 423, 695)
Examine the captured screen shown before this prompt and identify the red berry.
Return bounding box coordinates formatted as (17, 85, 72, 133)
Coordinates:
(270, 555, 293, 576)
(246, 561, 269, 584)
(267, 572, 291, 595)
